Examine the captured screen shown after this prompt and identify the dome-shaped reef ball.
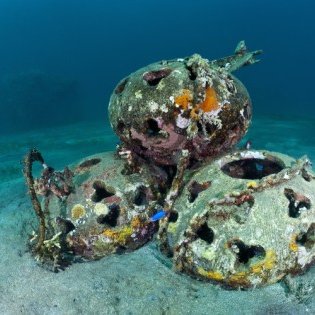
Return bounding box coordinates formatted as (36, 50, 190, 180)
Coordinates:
(109, 43, 261, 166)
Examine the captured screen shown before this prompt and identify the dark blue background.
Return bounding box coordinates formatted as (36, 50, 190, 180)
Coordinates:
(0, 0, 314, 134)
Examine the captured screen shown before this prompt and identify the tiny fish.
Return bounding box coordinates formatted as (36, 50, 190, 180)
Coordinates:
(150, 210, 167, 222)
(244, 140, 252, 150)
(255, 163, 264, 171)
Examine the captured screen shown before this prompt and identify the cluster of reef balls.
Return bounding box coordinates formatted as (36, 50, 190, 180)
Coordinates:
(25, 42, 315, 289)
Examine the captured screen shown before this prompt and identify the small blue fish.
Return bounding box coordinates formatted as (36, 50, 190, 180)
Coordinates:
(150, 210, 167, 222)
(255, 163, 264, 171)
(244, 140, 252, 150)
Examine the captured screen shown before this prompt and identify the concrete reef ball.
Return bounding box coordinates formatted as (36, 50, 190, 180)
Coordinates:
(109, 54, 252, 166)
(160, 150, 315, 288)
(37, 152, 160, 260)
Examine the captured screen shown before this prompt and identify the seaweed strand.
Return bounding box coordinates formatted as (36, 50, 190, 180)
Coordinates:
(23, 148, 46, 251)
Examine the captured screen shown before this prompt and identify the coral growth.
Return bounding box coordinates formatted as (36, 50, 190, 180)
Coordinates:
(71, 204, 86, 220)
(175, 89, 193, 110)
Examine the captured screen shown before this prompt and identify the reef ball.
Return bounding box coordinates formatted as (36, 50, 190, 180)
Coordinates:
(109, 53, 252, 166)
(159, 150, 315, 288)
(37, 152, 160, 261)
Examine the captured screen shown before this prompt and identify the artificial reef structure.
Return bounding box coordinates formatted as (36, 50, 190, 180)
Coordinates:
(24, 41, 315, 289)
(109, 41, 256, 167)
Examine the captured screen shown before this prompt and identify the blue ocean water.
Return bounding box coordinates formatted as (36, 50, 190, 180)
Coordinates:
(0, 1, 315, 314)
(0, 0, 314, 134)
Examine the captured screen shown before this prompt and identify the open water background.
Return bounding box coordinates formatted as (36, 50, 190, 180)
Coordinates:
(0, 0, 314, 134)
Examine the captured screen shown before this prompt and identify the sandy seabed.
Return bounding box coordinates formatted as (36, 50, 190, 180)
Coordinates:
(0, 116, 314, 315)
